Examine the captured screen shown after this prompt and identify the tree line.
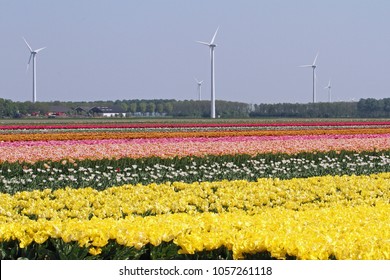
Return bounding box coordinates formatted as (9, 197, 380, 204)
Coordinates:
(250, 102, 359, 118)
(249, 98, 390, 118)
(0, 98, 389, 118)
(0, 99, 250, 118)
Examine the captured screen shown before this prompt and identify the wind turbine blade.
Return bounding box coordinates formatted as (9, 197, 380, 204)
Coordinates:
(298, 65, 312, 67)
(23, 37, 33, 52)
(313, 52, 319, 65)
(194, 77, 199, 83)
(196, 40, 211, 46)
(35, 47, 46, 53)
(210, 26, 219, 44)
(26, 53, 33, 71)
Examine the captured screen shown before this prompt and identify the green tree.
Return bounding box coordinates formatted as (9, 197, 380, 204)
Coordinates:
(156, 103, 164, 114)
(138, 102, 147, 115)
(164, 102, 173, 115)
(129, 103, 137, 114)
(147, 102, 156, 115)
(120, 102, 129, 113)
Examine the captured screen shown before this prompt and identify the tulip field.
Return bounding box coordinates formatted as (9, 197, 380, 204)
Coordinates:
(0, 119, 390, 260)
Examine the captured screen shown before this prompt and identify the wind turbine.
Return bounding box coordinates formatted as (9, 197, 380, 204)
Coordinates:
(299, 52, 319, 103)
(23, 37, 46, 103)
(324, 79, 332, 102)
(194, 77, 203, 101)
(197, 27, 219, 118)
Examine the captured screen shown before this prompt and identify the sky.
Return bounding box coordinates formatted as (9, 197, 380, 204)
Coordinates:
(0, 0, 389, 104)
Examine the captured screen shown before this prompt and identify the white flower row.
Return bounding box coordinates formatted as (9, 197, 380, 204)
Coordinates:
(1, 152, 390, 193)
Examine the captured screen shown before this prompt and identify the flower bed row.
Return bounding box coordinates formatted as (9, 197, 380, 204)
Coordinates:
(1, 173, 389, 259)
(1, 150, 390, 194)
(1, 133, 389, 163)
(2, 205, 390, 260)
(5, 125, 390, 136)
(2, 173, 389, 219)
(1, 120, 389, 130)
(1, 127, 390, 142)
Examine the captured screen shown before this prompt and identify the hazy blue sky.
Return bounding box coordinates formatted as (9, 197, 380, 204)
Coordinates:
(0, 0, 389, 104)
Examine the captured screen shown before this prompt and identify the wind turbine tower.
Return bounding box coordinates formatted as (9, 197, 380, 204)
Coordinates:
(325, 79, 332, 102)
(197, 27, 219, 118)
(194, 77, 203, 101)
(299, 53, 319, 103)
(23, 37, 46, 103)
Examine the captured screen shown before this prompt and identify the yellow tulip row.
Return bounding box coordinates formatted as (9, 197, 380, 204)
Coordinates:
(1, 173, 389, 259)
(1, 206, 389, 259)
(1, 173, 389, 221)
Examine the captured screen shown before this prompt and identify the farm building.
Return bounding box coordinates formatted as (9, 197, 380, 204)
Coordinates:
(89, 106, 126, 117)
(47, 106, 71, 117)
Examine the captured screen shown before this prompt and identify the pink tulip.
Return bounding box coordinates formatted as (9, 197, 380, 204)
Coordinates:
(0, 133, 389, 163)
(1, 121, 390, 131)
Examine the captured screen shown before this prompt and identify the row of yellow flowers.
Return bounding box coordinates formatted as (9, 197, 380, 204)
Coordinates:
(1, 206, 389, 260)
(1, 173, 389, 259)
(0, 127, 389, 142)
(2, 173, 389, 221)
